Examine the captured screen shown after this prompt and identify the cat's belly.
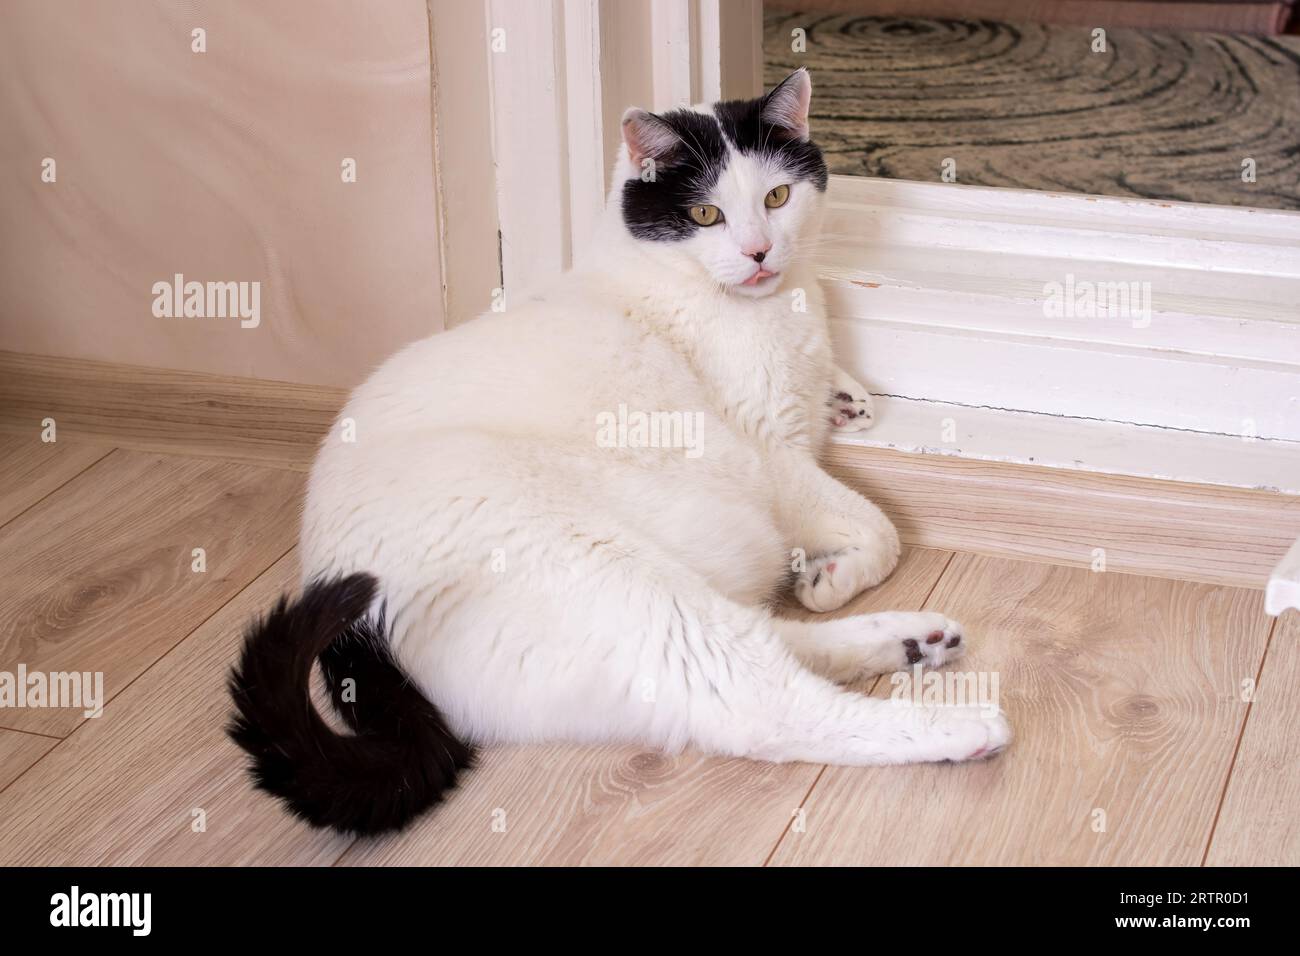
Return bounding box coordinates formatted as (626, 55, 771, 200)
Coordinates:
(596, 452, 789, 605)
(303, 307, 804, 606)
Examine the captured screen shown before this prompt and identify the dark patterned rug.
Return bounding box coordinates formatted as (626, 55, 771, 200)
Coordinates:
(764, 9, 1300, 209)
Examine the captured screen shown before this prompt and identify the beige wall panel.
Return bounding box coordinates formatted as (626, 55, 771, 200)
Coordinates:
(0, 0, 443, 388)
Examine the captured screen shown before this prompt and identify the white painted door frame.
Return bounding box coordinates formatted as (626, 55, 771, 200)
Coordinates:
(444, 0, 759, 299)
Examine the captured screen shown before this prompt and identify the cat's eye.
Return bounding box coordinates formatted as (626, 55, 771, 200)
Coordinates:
(765, 184, 790, 209)
(689, 204, 722, 226)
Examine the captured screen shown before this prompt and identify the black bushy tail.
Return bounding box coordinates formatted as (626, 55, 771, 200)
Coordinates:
(227, 573, 474, 836)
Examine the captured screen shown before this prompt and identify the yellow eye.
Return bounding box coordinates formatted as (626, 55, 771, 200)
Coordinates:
(689, 204, 722, 226)
(765, 184, 790, 208)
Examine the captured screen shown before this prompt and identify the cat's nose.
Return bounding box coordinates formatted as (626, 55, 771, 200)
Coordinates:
(745, 243, 771, 263)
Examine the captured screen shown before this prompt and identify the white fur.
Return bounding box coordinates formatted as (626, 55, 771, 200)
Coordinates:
(301, 88, 1010, 766)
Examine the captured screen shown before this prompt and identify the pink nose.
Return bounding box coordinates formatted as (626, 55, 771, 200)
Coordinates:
(742, 241, 772, 262)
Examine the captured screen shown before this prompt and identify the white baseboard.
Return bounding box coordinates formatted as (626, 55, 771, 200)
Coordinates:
(836, 396, 1300, 496)
(822, 176, 1300, 443)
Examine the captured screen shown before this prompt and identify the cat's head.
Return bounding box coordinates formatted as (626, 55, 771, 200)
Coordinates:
(616, 68, 828, 298)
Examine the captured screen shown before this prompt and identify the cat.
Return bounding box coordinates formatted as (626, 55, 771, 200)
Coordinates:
(228, 68, 1010, 837)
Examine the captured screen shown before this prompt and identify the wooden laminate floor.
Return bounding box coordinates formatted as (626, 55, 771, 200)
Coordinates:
(0, 433, 1294, 866)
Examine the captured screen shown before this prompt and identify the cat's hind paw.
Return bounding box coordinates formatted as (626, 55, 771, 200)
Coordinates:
(794, 543, 897, 613)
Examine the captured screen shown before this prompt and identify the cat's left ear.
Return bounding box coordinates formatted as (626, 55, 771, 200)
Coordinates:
(622, 108, 681, 168)
(761, 68, 812, 141)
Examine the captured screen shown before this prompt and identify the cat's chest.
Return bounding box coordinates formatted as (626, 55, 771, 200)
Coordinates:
(687, 293, 832, 448)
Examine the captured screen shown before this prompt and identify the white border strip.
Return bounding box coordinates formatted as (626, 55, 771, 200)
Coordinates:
(836, 395, 1300, 496)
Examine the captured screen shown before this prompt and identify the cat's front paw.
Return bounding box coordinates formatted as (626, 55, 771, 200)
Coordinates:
(829, 388, 874, 432)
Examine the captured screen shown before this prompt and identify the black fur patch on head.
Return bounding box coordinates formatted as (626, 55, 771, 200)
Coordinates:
(621, 109, 728, 241)
(620, 96, 828, 243)
(713, 96, 829, 191)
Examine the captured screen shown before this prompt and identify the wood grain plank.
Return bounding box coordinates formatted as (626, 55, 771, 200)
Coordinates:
(0, 728, 57, 792)
(770, 554, 1272, 866)
(1206, 613, 1300, 865)
(0, 351, 344, 471)
(340, 547, 953, 866)
(0, 551, 354, 866)
(828, 445, 1300, 590)
(0, 449, 303, 736)
(0, 434, 112, 526)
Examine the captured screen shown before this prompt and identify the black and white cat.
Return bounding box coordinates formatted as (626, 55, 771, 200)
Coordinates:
(229, 69, 1010, 836)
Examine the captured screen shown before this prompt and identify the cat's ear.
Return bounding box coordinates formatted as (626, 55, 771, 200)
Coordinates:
(621, 108, 680, 168)
(761, 68, 812, 141)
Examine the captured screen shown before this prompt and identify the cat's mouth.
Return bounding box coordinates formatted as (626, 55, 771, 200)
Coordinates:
(740, 267, 778, 287)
